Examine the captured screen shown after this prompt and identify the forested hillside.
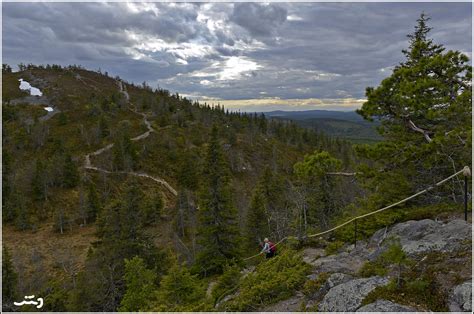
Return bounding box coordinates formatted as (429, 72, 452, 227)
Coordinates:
(2, 61, 358, 311)
(264, 110, 383, 143)
(2, 14, 472, 312)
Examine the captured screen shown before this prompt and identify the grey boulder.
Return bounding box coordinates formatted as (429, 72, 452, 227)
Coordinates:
(356, 299, 417, 312)
(318, 276, 389, 312)
(449, 280, 472, 312)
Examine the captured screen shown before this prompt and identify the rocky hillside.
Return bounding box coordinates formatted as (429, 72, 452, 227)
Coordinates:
(218, 217, 472, 312)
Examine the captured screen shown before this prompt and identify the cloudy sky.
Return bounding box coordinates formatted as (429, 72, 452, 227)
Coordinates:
(2, 1, 472, 111)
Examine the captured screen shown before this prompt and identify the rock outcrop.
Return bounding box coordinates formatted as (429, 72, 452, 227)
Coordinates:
(304, 273, 353, 310)
(318, 276, 390, 312)
(449, 281, 472, 312)
(356, 299, 417, 312)
(372, 219, 471, 256)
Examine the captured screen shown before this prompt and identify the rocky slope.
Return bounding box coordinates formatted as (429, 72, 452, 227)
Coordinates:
(261, 218, 472, 312)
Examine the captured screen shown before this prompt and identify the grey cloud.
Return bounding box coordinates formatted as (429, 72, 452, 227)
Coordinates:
(230, 3, 287, 37)
(2, 2, 471, 110)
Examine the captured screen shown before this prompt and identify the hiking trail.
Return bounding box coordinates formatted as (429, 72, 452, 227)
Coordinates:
(83, 80, 177, 196)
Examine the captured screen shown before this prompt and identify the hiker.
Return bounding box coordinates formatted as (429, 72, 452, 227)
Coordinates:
(260, 238, 276, 258)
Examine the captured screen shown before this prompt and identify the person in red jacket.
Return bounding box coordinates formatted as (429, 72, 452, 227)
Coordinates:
(260, 238, 276, 258)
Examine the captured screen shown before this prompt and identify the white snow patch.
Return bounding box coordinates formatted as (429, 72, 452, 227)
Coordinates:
(44, 107, 54, 112)
(19, 78, 43, 96)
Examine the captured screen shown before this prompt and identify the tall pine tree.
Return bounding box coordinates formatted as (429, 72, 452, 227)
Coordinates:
(245, 184, 270, 251)
(195, 126, 241, 275)
(356, 13, 471, 203)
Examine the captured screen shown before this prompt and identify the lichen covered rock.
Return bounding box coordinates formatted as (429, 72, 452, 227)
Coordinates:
(356, 299, 417, 312)
(449, 280, 472, 312)
(318, 276, 389, 312)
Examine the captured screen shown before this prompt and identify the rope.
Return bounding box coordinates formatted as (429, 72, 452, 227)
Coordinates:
(243, 166, 470, 261)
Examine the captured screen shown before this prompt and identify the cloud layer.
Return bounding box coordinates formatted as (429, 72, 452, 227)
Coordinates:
(3, 2, 471, 111)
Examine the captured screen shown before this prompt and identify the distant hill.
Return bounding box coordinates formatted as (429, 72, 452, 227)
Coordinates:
(263, 110, 382, 144)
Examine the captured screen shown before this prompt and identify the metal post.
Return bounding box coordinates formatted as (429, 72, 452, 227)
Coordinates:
(464, 175, 468, 222)
(354, 219, 357, 248)
(462, 166, 471, 222)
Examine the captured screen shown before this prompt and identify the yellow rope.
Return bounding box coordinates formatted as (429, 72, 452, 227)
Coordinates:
(244, 166, 470, 261)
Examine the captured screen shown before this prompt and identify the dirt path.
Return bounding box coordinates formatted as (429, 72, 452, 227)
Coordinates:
(84, 80, 178, 196)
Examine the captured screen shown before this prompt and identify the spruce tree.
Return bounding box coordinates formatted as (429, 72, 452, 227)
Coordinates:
(2, 246, 18, 312)
(246, 185, 270, 251)
(152, 263, 207, 311)
(86, 182, 101, 223)
(112, 122, 138, 171)
(32, 158, 47, 201)
(294, 151, 343, 227)
(119, 256, 157, 311)
(63, 152, 79, 188)
(195, 126, 241, 275)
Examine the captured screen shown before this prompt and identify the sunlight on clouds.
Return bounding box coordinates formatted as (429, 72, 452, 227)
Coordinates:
(124, 2, 159, 16)
(126, 30, 216, 64)
(218, 56, 262, 80)
(186, 56, 262, 82)
(287, 15, 303, 21)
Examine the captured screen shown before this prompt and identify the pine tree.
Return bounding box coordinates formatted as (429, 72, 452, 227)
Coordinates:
(294, 151, 343, 227)
(32, 158, 47, 201)
(2, 246, 18, 312)
(356, 14, 471, 201)
(119, 256, 157, 311)
(152, 263, 207, 311)
(142, 192, 164, 226)
(2, 150, 15, 223)
(63, 152, 79, 188)
(86, 182, 101, 223)
(246, 185, 270, 250)
(177, 150, 199, 191)
(112, 122, 138, 171)
(98, 114, 110, 138)
(195, 126, 241, 275)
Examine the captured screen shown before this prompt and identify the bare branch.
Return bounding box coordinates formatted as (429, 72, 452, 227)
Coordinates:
(326, 172, 359, 176)
(407, 119, 433, 143)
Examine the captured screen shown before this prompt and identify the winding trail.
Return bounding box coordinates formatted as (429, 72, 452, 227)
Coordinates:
(83, 80, 178, 196)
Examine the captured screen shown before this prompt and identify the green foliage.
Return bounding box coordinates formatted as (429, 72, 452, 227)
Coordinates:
(176, 149, 199, 190)
(2, 246, 18, 312)
(32, 158, 48, 201)
(358, 259, 388, 277)
(363, 277, 447, 311)
(211, 263, 242, 304)
(141, 192, 164, 226)
(302, 272, 330, 296)
(294, 150, 342, 179)
(69, 183, 169, 312)
(331, 203, 461, 244)
(221, 250, 311, 311)
(112, 121, 138, 171)
(86, 182, 101, 223)
(246, 184, 270, 251)
(151, 263, 209, 311)
(196, 125, 242, 275)
(356, 13, 471, 203)
(119, 256, 157, 312)
(40, 280, 69, 311)
(62, 152, 79, 188)
(294, 151, 344, 228)
(98, 114, 110, 138)
(324, 240, 345, 255)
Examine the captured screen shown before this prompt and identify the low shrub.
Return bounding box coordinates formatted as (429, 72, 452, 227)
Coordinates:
(363, 276, 448, 311)
(302, 272, 330, 296)
(220, 250, 311, 311)
(324, 240, 344, 255)
(212, 263, 242, 305)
